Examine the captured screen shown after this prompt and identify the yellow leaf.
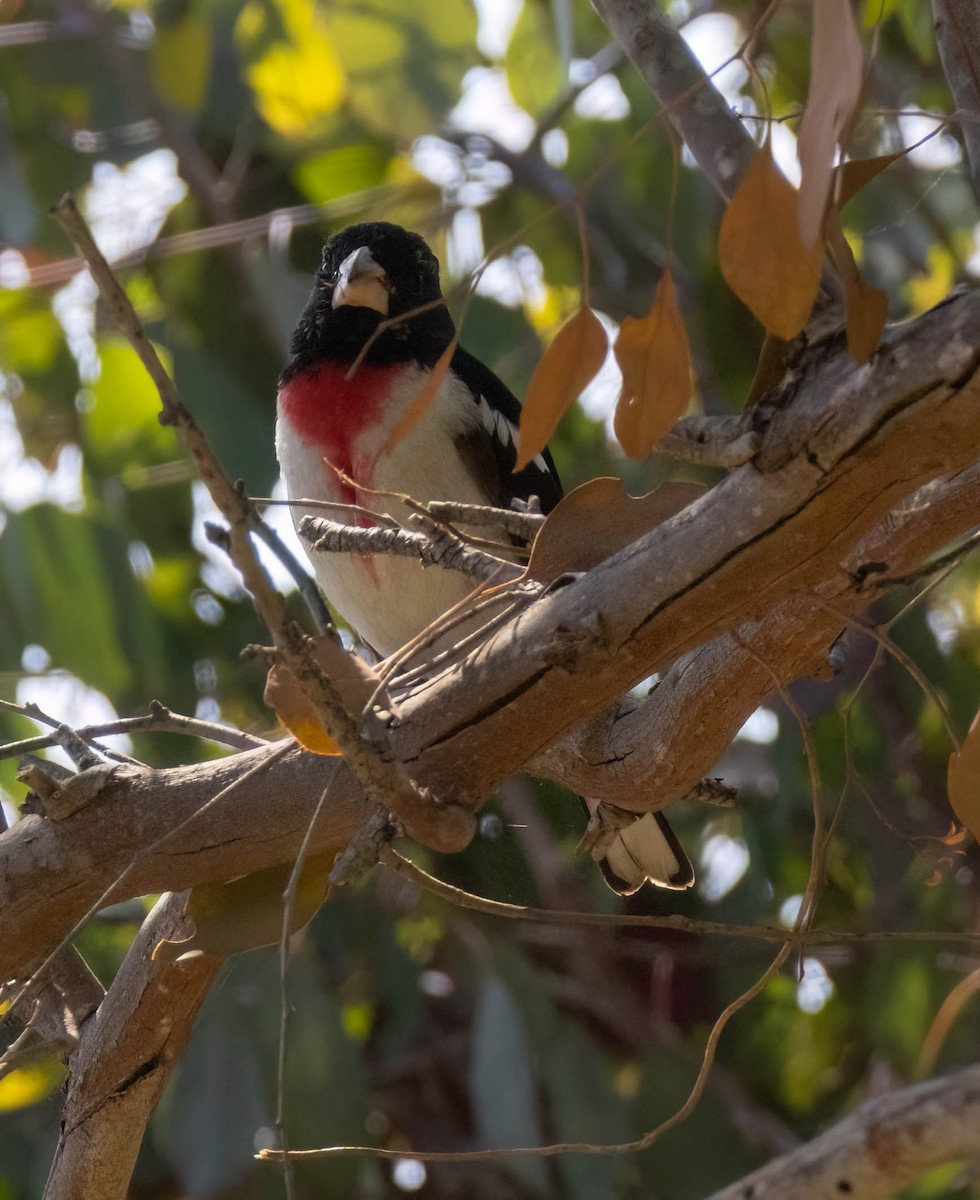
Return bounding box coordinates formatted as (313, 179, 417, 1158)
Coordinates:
(265, 662, 342, 755)
(515, 304, 607, 471)
(153, 855, 335, 961)
(263, 632, 381, 756)
(151, 11, 212, 114)
(0, 1061, 65, 1111)
(796, 0, 865, 247)
(719, 139, 824, 341)
(948, 709, 980, 840)
(613, 269, 693, 459)
(236, 0, 346, 139)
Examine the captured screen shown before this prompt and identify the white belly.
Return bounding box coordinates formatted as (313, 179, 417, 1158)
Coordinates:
(276, 367, 498, 656)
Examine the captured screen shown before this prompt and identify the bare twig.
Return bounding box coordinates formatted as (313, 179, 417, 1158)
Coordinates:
(0, 699, 269, 761)
(299, 514, 514, 582)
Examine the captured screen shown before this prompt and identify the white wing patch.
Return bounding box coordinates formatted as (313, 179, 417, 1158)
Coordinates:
(477, 395, 548, 473)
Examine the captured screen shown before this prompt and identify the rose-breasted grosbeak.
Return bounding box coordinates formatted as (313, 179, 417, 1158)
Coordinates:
(276, 221, 693, 893)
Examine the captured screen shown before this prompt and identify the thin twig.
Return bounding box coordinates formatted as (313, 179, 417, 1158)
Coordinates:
(0, 700, 269, 761)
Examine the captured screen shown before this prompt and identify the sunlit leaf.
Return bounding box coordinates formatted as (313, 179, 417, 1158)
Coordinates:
(515, 303, 607, 471)
(153, 854, 335, 960)
(796, 0, 865, 247)
(0, 1060, 65, 1111)
(719, 139, 823, 340)
(326, 0, 478, 140)
(948, 708, 980, 840)
(264, 661, 342, 755)
(506, 0, 565, 116)
(613, 268, 693, 458)
(264, 631, 380, 755)
(236, 0, 345, 139)
(88, 336, 179, 473)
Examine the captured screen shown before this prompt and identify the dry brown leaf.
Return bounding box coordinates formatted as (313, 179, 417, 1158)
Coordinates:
(153, 853, 335, 961)
(837, 150, 907, 207)
(827, 216, 888, 364)
(718, 139, 824, 341)
(948, 708, 980, 840)
(264, 631, 382, 756)
(265, 662, 342, 755)
(613, 269, 693, 459)
(379, 336, 457, 460)
(524, 475, 705, 585)
(515, 303, 607, 471)
(797, 0, 865, 247)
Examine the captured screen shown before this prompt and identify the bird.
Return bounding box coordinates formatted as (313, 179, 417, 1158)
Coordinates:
(276, 221, 694, 894)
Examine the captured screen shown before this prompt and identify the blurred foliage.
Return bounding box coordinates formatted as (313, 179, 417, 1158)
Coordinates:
(1, 0, 979, 1197)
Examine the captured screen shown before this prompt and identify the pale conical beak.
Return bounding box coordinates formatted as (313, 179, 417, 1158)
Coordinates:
(330, 246, 391, 315)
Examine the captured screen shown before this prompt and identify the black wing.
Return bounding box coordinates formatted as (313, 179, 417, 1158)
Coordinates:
(450, 346, 563, 516)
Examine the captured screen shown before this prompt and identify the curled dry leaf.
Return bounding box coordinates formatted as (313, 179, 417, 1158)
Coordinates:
(796, 0, 865, 247)
(826, 217, 888, 364)
(524, 475, 705, 586)
(264, 631, 384, 756)
(948, 708, 980, 841)
(613, 269, 693, 459)
(515, 303, 607, 471)
(718, 139, 824, 341)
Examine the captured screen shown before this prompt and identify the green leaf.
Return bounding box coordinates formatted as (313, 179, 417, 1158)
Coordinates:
(326, 0, 479, 140)
(86, 336, 179, 475)
(152, 9, 213, 115)
(506, 0, 566, 117)
(0, 505, 166, 698)
(469, 975, 548, 1191)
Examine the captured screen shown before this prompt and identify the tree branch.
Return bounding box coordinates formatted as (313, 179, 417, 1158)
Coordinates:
(42, 894, 221, 1200)
(932, 0, 980, 202)
(707, 1063, 980, 1200)
(389, 293, 980, 803)
(590, 0, 757, 201)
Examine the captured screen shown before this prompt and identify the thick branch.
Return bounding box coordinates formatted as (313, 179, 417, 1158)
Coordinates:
(535, 463, 980, 810)
(590, 0, 756, 200)
(2, 296, 977, 984)
(932, 0, 980, 202)
(43, 894, 220, 1200)
(389, 292, 980, 804)
(707, 1063, 980, 1200)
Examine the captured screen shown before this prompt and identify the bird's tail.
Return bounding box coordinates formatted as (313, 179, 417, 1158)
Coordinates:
(581, 801, 695, 895)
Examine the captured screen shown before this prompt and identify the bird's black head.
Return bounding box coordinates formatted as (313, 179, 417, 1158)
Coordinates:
(285, 222, 457, 376)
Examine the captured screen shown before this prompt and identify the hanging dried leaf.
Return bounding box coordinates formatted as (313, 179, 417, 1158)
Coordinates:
(265, 662, 342, 754)
(948, 709, 980, 841)
(515, 303, 607, 471)
(153, 853, 335, 961)
(524, 476, 705, 586)
(613, 269, 693, 459)
(797, 0, 865, 247)
(827, 217, 888, 364)
(718, 139, 823, 341)
(379, 336, 457, 460)
(264, 631, 383, 756)
(837, 150, 908, 207)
